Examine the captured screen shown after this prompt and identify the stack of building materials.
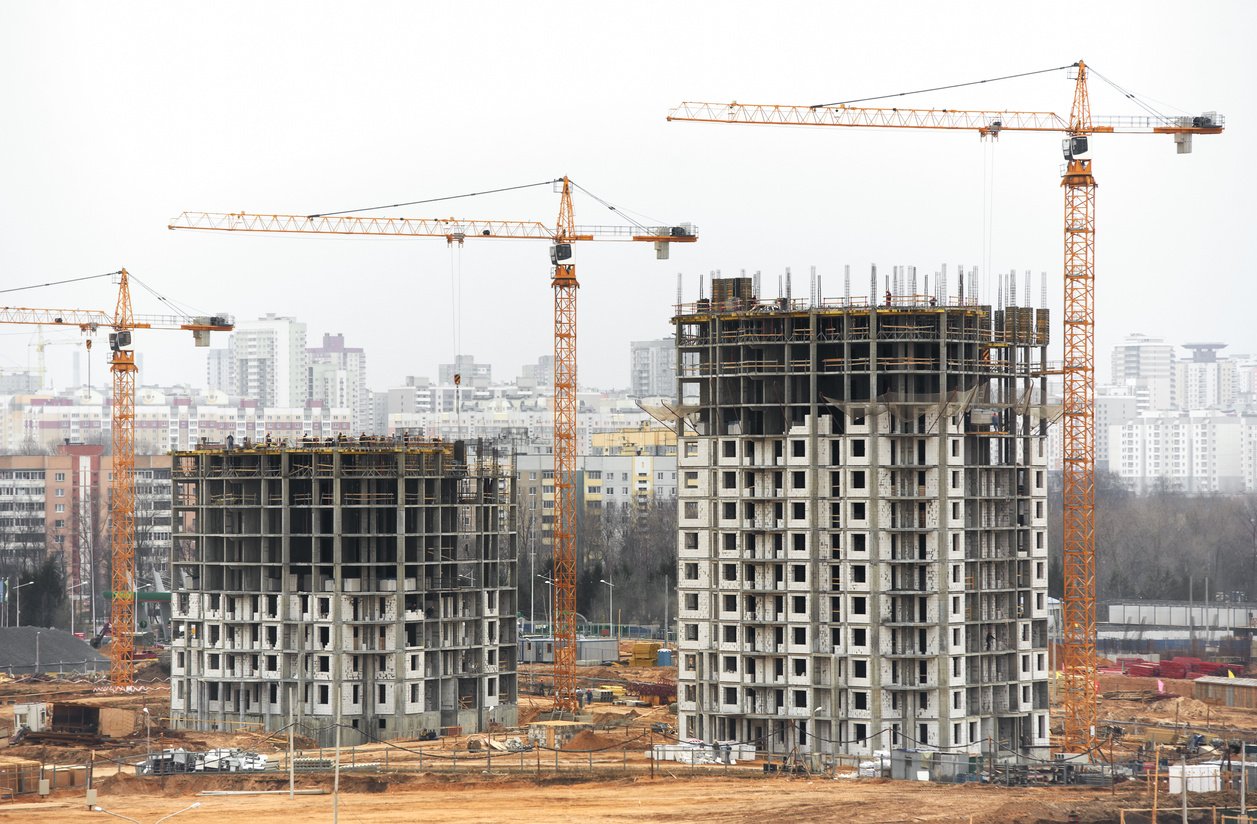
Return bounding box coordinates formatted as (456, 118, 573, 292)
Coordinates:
(628, 642, 660, 667)
(1117, 657, 1243, 679)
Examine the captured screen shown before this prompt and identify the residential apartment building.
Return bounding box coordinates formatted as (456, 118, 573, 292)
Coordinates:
(0, 445, 171, 632)
(308, 333, 370, 433)
(630, 337, 677, 399)
(673, 277, 1050, 759)
(1, 387, 351, 454)
(1176, 343, 1237, 411)
(1111, 333, 1175, 411)
(169, 438, 518, 744)
(227, 314, 309, 409)
(1110, 411, 1246, 493)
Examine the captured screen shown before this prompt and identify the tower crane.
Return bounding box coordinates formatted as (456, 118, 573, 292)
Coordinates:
(0, 269, 233, 687)
(169, 178, 697, 713)
(669, 61, 1223, 753)
(29, 328, 91, 392)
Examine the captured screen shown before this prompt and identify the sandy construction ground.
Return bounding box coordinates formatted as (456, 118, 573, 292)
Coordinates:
(0, 772, 1192, 824)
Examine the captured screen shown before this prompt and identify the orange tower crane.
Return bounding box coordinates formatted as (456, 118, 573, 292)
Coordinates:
(669, 61, 1223, 752)
(169, 178, 696, 713)
(0, 269, 233, 688)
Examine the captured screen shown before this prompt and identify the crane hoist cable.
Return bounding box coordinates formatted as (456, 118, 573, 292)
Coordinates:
(307, 179, 561, 219)
(0, 270, 121, 295)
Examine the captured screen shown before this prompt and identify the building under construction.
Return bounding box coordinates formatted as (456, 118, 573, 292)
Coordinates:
(673, 272, 1051, 759)
(168, 437, 517, 745)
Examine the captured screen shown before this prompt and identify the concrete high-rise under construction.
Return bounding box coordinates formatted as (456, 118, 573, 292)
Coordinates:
(168, 437, 517, 744)
(673, 272, 1051, 759)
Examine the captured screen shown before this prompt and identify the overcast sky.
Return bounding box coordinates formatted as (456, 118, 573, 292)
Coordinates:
(1, 2, 1253, 393)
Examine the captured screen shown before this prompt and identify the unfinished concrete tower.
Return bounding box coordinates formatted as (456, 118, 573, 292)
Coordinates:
(168, 437, 517, 744)
(673, 275, 1050, 759)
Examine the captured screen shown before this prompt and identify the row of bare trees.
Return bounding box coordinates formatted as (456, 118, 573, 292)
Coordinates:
(518, 498, 677, 630)
(1047, 472, 1257, 603)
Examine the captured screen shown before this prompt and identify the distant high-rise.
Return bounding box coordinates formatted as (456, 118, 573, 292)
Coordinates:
(1176, 343, 1237, 411)
(439, 354, 492, 388)
(308, 333, 369, 432)
(206, 348, 232, 393)
(228, 314, 308, 408)
(629, 337, 676, 398)
(1111, 333, 1174, 411)
(519, 355, 554, 391)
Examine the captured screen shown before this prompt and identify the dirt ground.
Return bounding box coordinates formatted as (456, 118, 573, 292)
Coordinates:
(0, 772, 1202, 824)
(4, 662, 1257, 822)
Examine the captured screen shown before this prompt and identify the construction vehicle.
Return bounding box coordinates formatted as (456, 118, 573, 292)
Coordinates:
(0, 269, 233, 688)
(669, 60, 1223, 752)
(169, 178, 696, 713)
(88, 621, 111, 650)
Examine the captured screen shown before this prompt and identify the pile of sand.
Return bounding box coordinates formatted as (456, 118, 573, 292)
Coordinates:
(1170, 696, 1216, 721)
(564, 730, 622, 751)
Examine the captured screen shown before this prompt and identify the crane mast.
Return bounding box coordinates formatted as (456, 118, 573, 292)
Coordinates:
(550, 179, 580, 712)
(109, 269, 139, 687)
(1059, 62, 1098, 753)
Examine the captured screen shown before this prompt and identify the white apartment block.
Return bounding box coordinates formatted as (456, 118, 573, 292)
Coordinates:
(0, 387, 351, 454)
(308, 333, 370, 433)
(1112, 333, 1175, 411)
(630, 337, 677, 399)
(1175, 343, 1237, 411)
(388, 394, 651, 455)
(1110, 411, 1247, 493)
(228, 314, 309, 409)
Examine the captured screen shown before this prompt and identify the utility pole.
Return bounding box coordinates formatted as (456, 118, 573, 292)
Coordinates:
(529, 540, 536, 631)
(1181, 751, 1189, 824)
(1241, 737, 1248, 823)
(288, 684, 295, 799)
(333, 678, 341, 824)
(663, 574, 670, 641)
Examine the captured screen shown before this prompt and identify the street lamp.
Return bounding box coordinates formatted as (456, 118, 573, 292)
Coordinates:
(12, 580, 34, 628)
(537, 576, 553, 632)
(133, 582, 154, 636)
(598, 579, 615, 642)
(68, 580, 89, 638)
(142, 707, 151, 757)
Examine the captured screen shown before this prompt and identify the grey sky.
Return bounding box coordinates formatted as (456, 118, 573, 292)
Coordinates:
(2, 2, 1253, 392)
